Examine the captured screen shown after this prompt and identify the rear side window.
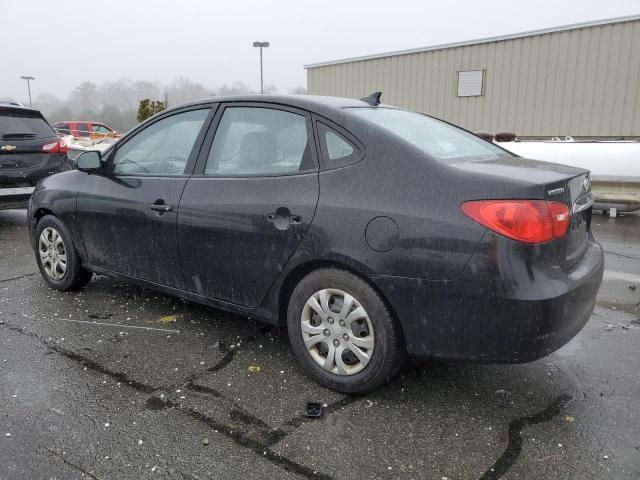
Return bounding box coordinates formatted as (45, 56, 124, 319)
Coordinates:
(0, 108, 55, 139)
(205, 107, 314, 176)
(76, 123, 90, 136)
(317, 122, 361, 168)
(349, 107, 508, 162)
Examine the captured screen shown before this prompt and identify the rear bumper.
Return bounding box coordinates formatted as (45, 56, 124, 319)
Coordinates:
(0, 186, 34, 210)
(374, 236, 604, 363)
(0, 155, 66, 187)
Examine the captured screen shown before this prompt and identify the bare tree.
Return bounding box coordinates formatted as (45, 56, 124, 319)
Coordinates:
(68, 81, 99, 118)
(32, 77, 290, 130)
(216, 81, 254, 96)
(165, 77, 210, 105)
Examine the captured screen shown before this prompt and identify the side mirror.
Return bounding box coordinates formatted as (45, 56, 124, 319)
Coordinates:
(76, 151, 103, 173)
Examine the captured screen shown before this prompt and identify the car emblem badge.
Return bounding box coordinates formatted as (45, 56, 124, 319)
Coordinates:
(1, 145, 17, 151)
(583, 175, 591, 191)
(547, 186, 565, 196)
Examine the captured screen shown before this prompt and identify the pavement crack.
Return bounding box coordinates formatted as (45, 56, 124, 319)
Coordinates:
(228, 408, 274, 432)
(48, 343, 156, 393)
(207, 349, 238, 373)
(264, 396, 360, 447)
(2, 321, 155, 394)
(178, 406, 335, 480)
(604, 249, 640, 261)
(0, 271, 38, 283)
(184, 382, 223, 397)
(46, 447, 102, 480)
(479, 394, 573, 480)
(207, 325, 273, 374)
(3, 321, 333, 479)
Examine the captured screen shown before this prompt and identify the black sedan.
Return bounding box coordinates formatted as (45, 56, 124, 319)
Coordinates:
(28, 93, 604, 393)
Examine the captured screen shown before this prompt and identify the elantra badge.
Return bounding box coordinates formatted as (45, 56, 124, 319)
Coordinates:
(0, 145, 17, 151)
(547, 186, 565, 196)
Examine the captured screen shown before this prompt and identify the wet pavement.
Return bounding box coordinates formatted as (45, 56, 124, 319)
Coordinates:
(1, 208, 639, 480)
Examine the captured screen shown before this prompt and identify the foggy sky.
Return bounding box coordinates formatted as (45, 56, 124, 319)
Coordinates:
(1, 0, 638, 102)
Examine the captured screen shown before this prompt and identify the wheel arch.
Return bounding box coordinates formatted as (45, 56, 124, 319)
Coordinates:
(29, 207, 57, 246)
(31, 208, 89, 268)
(276, 259, 401, 335)
(32, 207, 57, 222)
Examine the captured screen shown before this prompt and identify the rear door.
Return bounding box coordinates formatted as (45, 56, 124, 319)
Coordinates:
(177, 103, 319, 307)
(76, 122, 90, 138)
(76, 107, 212, 288)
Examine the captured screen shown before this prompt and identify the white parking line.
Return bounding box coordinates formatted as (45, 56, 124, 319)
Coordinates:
(55, 318, 180, 333)
(603, 270, 640, 283)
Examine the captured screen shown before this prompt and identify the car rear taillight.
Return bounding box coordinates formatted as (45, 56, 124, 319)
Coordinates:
(42, 138, 69, 154)
(460, 200, 569, 244)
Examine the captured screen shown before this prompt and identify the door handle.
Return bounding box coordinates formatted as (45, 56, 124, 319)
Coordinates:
(149, 204, 174, 214)
(266, 208, 301, 230)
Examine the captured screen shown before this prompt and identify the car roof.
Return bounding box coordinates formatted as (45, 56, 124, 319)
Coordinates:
(0, 103, 42, 114)
(173, 94, 386, 117)
(56, 120, 105, 124)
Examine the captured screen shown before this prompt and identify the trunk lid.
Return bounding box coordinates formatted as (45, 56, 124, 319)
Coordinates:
(453, 156, 593, 268)
(545, 169, 593, 269)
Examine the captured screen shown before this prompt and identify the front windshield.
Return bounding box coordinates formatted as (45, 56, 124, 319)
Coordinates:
(349, 107, 509, 162)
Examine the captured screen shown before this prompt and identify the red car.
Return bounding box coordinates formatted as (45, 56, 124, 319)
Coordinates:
(53, 121, 120, 140)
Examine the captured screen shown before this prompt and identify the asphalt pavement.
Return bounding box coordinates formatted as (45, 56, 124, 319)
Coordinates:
(1, 208, 638, 480)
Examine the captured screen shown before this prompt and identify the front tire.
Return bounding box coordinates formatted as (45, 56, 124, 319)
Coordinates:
(287, 268, 406, 393)
(34, 215, 92, 291)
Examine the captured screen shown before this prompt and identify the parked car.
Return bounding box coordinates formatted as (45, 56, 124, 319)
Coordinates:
(28, 94, 604, 393)
(0, 99, 25, 107)
(52, 121, 120, 140)
(1, 104, 69, 189)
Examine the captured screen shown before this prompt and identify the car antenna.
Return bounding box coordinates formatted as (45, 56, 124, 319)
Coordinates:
(360, 91, 382, 106)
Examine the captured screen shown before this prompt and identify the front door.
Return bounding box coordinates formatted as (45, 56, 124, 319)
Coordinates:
(76, 107, 211, 289)
(177, 104, 319, 307)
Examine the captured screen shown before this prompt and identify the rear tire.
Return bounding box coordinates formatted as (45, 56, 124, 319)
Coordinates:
(287, 268, 406, 393)
(34, 215, 92, 292)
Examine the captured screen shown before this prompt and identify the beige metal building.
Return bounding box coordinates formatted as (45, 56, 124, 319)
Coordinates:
(305, 15, 640, 138)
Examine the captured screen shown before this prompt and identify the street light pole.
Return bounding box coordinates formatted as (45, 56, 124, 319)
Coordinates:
(20, 76, 35, 107)
(252, 42, 269, 94)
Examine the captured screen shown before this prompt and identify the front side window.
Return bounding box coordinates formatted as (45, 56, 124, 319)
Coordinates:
(92, 124, 112, 134)
(349, 108, 508, 162)
(204, 107, 313, 176)
(112, 109, 208, 176)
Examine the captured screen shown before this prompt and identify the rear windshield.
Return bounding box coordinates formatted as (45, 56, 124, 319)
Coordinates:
(0, 108, 55, 140)
(349, 107, 509, 162)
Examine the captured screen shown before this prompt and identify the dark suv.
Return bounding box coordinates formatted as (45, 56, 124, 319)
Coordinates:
(0, 105, 69, 187)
